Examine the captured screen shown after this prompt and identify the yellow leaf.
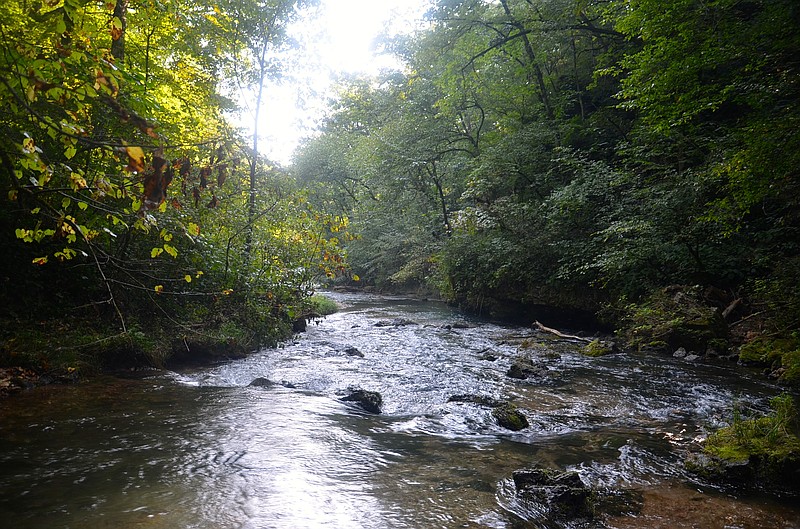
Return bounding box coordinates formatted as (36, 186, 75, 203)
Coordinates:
(154, 285, 164, 293)
(22, 138, 35, 153)
(222, 289, 233, 295)
(8, 190, 17, 201)
(352, 274, 360, 282)
(184, 275, 192, 283)
(124, 146, 145, 172)
(70, 172, 87, 190)
(195, 270, 204, 278)
(151, 247, 163, 258)
(163, 244, 178, 258)
(187, 222, 200, 236)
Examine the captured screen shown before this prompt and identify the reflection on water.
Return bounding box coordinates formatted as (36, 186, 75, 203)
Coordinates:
(1, 292, 799, 528)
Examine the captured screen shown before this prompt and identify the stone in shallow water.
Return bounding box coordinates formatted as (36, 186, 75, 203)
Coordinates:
(342, 345, 364, 357)
(492, 403, 529, 431)
(248, 377, 276, 387)
(340, 389, 382, 414)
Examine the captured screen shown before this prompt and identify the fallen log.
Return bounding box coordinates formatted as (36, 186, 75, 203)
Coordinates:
(533, 321, 592, 343)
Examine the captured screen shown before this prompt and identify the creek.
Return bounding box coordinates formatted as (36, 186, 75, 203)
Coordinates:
(1, 291, 799, 528)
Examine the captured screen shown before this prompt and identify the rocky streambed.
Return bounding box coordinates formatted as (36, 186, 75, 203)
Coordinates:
(1, 291, 798, 528)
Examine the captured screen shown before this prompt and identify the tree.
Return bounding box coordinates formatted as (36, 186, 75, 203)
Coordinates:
(0, 0, 345, 369)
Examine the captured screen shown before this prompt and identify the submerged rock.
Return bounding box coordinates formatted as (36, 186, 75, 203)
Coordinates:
(374, 318, 418, 327)
(512, 466, 644, 524)
(492, 403, 529, 431)
(512, 467, 591, 518)
(340, 389, 383, 414)
(447, 394, 502, 407)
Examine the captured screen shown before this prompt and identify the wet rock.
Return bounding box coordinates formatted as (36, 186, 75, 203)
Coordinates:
(342, 346, 364, 358)
(374, 318, 418, 327)
(512, 466, 643, 523)
(480, 352, 498, 361)
(512, 467, 591, 519)
(340, 389, 382, 414)
(292, 318, 307, 333)
(673, 347, 688, 358)
(582, 339, 616, 357)
(685, 451, 800, 496)
(506, 358, 548, 380)
(685, 452, 756, 484)
(167, 339, 247, 368)
(492, 403, 529, 431)
(447, 394, 502, 407)
(592, 488, 644, 517)
(684, 353, 701, 362)
(249, 377, 276, 387)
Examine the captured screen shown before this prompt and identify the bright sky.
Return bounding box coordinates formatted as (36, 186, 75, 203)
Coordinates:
(235, 0, 430, 165)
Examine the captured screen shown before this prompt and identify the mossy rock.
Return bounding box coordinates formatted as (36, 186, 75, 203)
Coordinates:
(780, 349, 800, 385)
(582, 339, 614, 357)
(492, 403, 529, 431)
(691, 394, 800, 494)
(621, 287, 729, 353)
(738, 338, 787, 367)
(737, 338, 800, 387)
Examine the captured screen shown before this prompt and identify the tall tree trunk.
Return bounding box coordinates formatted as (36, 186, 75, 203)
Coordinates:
(111, 0, 128, 63)
(498, 0, 554, 122)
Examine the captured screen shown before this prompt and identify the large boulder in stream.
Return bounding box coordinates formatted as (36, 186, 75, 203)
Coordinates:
(340, 389, 383, 414)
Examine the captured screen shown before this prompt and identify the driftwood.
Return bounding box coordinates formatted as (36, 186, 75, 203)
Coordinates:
(533, 321, 592, 343)
(721, 298, 742, 320)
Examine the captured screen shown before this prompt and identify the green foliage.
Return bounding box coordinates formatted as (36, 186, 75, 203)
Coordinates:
(705, 394, 800, 464)
(0, 0, 347, 370)
(294, 0, 799, 351)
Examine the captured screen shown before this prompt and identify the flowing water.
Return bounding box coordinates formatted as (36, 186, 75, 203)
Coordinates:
(1, 292, 799, 528)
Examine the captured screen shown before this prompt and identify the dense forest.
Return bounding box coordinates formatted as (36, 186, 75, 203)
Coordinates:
(2, 0, 799, 383)
(295, 0, 800, 384)
(0, 0, 349, 374)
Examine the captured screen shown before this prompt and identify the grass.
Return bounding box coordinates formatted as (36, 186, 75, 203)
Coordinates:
(704, 393, 800, 463)
(307, 294, 339, 316)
